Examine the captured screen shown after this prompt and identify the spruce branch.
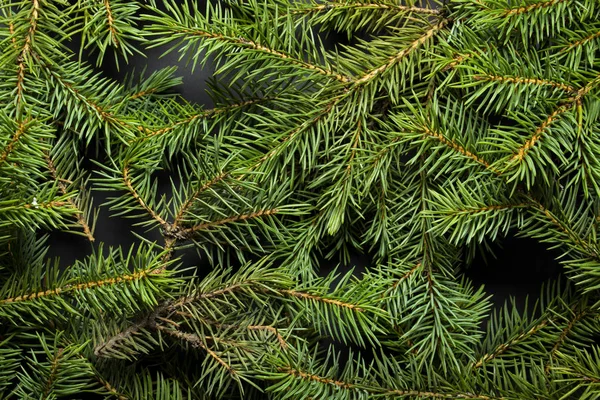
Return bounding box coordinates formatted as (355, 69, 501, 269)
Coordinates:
(43, 151, 95, 242)
(292, 2, 441, 16)
(473, 319, 549, 369)
(354, 19, 448, 86)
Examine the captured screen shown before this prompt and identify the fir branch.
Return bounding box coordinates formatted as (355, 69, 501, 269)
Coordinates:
(292, 2, 440, 16)
(472, 74, 577, 94)
(545, 308, 588, 374)
(42, 347, 64, 399)
(36, 56, 136, 136)
(95, 376, 128, 400)
(103, 0, 120, 47)
(172, 27, 349, 83)
(181, 208, 279, 235)
(278, 289, 364, 312)
(421, 126, 501, 174)
(511, 72, 600, 162)
(510, 103, 571, 162)
(450, 203, 529, 215)
(0, 118, 29, 165)
(172, 171, 228, 228)
(15, 0, 41, 108)
(249, 94, 345, 172)
(122, 165, 168, 226)
(442, 52, 476, 72)
(561, 29, 600, 53)
(128, 88, 156, 100)
(390, 263, 422, 290)
(502, 0, 570, 16)
(0, 267, 160, 305)
(155, 325, 237, 375)
(354, 19, 448, 86)
(174, 282, 250, 308)
(43, 151, 95, 242)
(134, 98, 271, 142)
(473, 320, 549, 368)
(529, 199, 600, 259)
(280, 368, 351, 389)
(280, 367, 505, 399)
(246, 325, 287, 349)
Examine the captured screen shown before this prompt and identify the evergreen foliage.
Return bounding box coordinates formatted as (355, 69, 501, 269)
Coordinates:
(0, 0, 600, 398)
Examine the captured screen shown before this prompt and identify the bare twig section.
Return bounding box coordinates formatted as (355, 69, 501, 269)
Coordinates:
(156, 325, 236, 374)
(104, 0, 120, 47)
(473, 320, 549, 368)
(22, 200, 68, 209)
(44, 152, 95, 242)
(354, 19, 448, 86)
(9, 22, 18, 49)
(473, 74, 577, 94)
(122, 166, 168, 226)
(293, 2, 440, 16)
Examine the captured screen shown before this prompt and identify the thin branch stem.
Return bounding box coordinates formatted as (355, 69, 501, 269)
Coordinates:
(354, 19, 447, 86)
(156, 325, 236, 375)
(281, 367, 505, 399)
(42, 348, 64, 399)
(181, 208, 278, 235)
(292, 2, 440, 16)
(502, 0, 570, 16)
(0, 119, 29, 165)
(104, 0, 120, 47)
(0, 267, 159, 305)
(176, 28, 350, 83)
(122, 165, 168, 226)
(473, 74, 577, 94)
(473, 320, 549, 368)
(44, 151, 95, 242)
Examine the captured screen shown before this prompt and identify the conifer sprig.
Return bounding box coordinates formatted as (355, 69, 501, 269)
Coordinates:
(2, 0, 600, 398)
